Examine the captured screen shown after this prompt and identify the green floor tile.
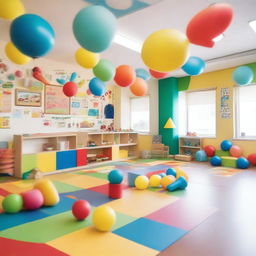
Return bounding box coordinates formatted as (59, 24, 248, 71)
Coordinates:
(84, 172, 109, 180)
(53, 181, 82, 193)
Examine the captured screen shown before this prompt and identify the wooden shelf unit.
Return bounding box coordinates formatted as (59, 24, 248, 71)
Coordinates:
(13, 132, 138, 178)
(179, 136, 202, 159)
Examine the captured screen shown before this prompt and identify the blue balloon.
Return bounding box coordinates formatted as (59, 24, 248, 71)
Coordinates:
(89, 77, 106, 96)
(135, 68, 151, 81)
(70, 72, 77, 82)
(232, 66, 254, 86)
(237, 157, 249, 169)
(210, 156, 222, 166)
(181, 56, 205, 76)
(56, 79, 66, 85)
(221, 140, 232, 151)
(73, 6, 117, 53)
(10, 14, 55, 58)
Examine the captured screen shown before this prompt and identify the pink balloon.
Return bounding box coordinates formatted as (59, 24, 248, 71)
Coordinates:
(22, 189, 44, 210)
(230, 145, 242, 157)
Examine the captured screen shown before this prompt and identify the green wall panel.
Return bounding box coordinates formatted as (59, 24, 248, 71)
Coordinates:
(158, 77, 179, 154)
(178, 76, 190, 91)
(22, 154, 37, 173)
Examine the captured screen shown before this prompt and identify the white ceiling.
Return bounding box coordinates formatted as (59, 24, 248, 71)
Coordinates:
(0, 0, 256, 77)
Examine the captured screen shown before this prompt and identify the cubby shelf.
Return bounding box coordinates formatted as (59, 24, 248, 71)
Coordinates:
(179, 136, 202, 159)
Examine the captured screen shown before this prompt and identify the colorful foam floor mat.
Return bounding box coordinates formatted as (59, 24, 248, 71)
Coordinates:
(0, 159, 217, 256)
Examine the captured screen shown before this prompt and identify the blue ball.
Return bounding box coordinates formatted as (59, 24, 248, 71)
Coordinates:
(135, 68, 151, 81)
(10, 14, 55, 58)
(221, 140, 233, 151)
(232, 66, 254, 86)
(108, 169, 123, 184)
(73, 6, 117, 53)
(196, 150, 208, 162)
(89, 77, 106, 96)
(237, 157, 249, 169)
(210, 156, 221, 166)
(166, 168, 176, 177)
(181, 56, 205, 76)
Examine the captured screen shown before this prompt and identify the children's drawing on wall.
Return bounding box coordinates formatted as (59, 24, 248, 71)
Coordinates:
(0, 117, 10, 129)
(0, 89, 12, 113)
(221, 88, 231, 119)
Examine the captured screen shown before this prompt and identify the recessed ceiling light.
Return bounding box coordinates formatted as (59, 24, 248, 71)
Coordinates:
(249, 20, 256, 33)
(113, 33, 142, 53)
(213, 34, 224, 42)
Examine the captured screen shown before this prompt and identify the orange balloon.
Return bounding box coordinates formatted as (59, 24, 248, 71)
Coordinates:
(130, 77, 148, 96)
(114, 65, 136, 87)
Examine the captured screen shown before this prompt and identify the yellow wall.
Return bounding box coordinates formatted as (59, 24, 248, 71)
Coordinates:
(188, 66, 256, 156)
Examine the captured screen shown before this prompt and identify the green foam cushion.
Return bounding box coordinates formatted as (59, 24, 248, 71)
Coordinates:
(215, 150, 230, 157)
(221, 156, 237, 168)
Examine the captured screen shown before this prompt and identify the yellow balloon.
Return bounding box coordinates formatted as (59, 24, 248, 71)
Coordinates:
(161, 175, 176, 189)
(149, 174, 161, 187)
(5, 42, 31, 65)
(141, 29, 189, 72)
(75, 48, 99, 69)
(92, 205, 116, 231)
(175, 168, 189, 182)
(0, 0, 25, 20)
(135, 175, 149, 190)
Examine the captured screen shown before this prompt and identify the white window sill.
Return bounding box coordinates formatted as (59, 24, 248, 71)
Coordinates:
(232, 137, 256, 141)
(179, 135, 216, 139)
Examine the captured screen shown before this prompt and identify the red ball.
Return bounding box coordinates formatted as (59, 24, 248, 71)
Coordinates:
(63, 81, 78, 97)
(72, 200, 91, 221)
(149, 69, 169, 79)
(114, 65, 136, 87)
(247, 154, 256, 165)
(204, 145, 216, 157)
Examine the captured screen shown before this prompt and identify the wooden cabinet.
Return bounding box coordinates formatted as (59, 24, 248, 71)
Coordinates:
(179, 136, 202, 159)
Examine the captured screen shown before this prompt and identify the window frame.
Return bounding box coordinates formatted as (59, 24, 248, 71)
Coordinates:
(130, 95, 150, 134)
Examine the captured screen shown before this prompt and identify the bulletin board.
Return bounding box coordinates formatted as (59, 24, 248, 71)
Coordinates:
(44, 85, 70, 115)
(0, 89, 12, 113)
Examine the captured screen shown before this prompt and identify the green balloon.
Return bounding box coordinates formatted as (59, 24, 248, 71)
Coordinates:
(2, 194, 23, 213)
(93, 59, 115, 82)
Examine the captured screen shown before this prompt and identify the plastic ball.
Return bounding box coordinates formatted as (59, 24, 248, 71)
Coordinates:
(5, 42, 31, 65)
(2, 194, 23, 213)
(149, 69, 169, 79)
(0, 0, 25, 20)
(21, 189, 44, 210)
(141, 29, 189, 72)
(237, 157, 249, 169)
(92, 205, 116, 231)
(195, 150, 208, 161)
(89, 77, 106, 96)
(232, 66, 254, 86)
(181, 56, 205, 76)
(130, 77, 148, 96)
(63, 81, 78, 97)
(72, 200, 91, 221)
(73, 5, 117, 52)
(247, 154, 256, 165)
(10, 14, 55, 58)
(229, 145, 242, 158)
(221, 140, 233, 151)
(166, 168, 176, 177)
(108, 169, 123, 184)
(149, 175, 161, 187)
(75, 48, 99, 68)
(135, 68, 150, 81)
(204, 145, 216, 157)
(114, 65, 136, 87)
(93, 59, 115, 82)
(161, 175, 176, 189)
(210, 156, 222, 166)
(175, 168, 189, 182)
(135, 175, 149, 190)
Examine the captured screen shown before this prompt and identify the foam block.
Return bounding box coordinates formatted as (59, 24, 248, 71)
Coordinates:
(221, 156, 237, 168)
(127, 172, 140, 187)
(215, 150, 230, 157)
(109, 183, 122, 199)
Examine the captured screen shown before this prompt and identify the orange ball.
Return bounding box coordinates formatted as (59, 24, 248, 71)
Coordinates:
(161, 175, 176, 189)
(130, 77, 148, 96)
(114, 65, 136, 87)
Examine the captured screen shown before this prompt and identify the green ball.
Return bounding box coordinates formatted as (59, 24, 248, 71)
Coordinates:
(93, 59, 115, 81)
(2, 194, 23, 213)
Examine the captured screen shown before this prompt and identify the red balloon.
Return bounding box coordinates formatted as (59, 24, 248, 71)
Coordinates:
(63, 81, 78, 97)
(32, 66, 50, 85)
(204, 145, 215, 157)
(72, 200, 91, 221)
(149, 69, 169, 79)
(186, 3, 233, 48)
(114, 65, 136, 87)
(130, 77, 148, 96)
(248, 154, 256, 165)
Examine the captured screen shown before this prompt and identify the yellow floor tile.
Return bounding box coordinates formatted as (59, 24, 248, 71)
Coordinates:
(0, 183, 32, 193)
(105, 188, 178, 218)
(48, 226, 158, 256)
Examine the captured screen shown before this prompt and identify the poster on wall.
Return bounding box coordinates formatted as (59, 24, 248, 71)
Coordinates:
(45, 85, 70, 115)
(220, 88, 231, 119)
(0, 89, 12, 113)
(0, 117, 10, 129)
(71, 92, 88, 115)
(15, 89, 42, 107)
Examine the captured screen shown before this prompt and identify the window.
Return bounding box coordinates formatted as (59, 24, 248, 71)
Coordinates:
(179, 90, 216, 136)
(235, 84, 256, 138)
(130, 96, 149, 133)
